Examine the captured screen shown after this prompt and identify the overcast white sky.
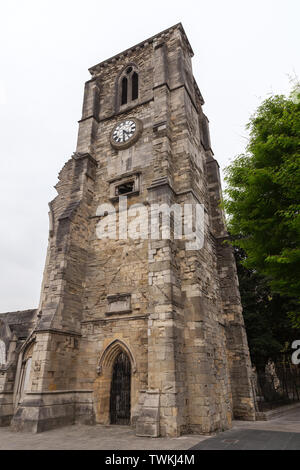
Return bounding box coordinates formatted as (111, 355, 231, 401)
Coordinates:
(0, 0, 299, 312)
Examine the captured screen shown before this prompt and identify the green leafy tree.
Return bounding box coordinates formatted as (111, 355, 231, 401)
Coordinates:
(234, 246, 297, 370)
(234, 246, 299, 403)
(224, 86, 300, 314)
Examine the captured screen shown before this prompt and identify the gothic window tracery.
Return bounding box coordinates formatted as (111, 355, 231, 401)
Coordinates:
(119, 66, 139, 107)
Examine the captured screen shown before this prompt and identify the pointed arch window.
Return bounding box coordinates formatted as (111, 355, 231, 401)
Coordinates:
(132, 72, 138, 101)
(119, 66, 139, 107)
(121, 77, 128, 105)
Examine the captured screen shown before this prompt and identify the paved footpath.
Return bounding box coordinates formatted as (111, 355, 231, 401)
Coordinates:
(191, 407, 300, 450)
(0, 424, 208, 450)
(0, 407, 299, 450)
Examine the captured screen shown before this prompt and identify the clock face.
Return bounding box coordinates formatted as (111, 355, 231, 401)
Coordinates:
(112, 120, 136, 144)
(110, 118, 142, 150)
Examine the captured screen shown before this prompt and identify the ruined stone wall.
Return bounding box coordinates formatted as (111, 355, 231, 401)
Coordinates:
(11, 150, 99, 431)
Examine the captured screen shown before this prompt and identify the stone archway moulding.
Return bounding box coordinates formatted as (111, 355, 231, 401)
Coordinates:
(96, 339, 137, 376)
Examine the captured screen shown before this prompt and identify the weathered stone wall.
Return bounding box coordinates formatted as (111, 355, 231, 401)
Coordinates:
(1, 23, 256, 434)
(77, 24, 236, 436)
(10, 150, 99, 431)
(0, 310, 36, 426)
(206, 149, 256, 421)
(79, 318, 148, 425)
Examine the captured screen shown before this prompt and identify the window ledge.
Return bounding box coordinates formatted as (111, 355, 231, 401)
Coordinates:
(109, 190, 140, 202)
(105, 310, 132, 316)
(119, 100, 140, 113)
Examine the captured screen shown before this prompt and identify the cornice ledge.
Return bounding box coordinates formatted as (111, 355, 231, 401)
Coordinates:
(72, 152, 98, 167)
(88, 23, 193, 76)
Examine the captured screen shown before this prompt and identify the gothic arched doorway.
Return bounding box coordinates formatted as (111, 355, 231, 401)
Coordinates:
(16, 342, 34, 405)
(110, 351, 131, 425)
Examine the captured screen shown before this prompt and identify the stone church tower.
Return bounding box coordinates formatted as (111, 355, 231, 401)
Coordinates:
(0, 24, 256, 436)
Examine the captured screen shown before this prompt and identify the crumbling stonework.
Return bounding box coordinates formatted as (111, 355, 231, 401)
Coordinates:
(0, 23, 256, 436)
